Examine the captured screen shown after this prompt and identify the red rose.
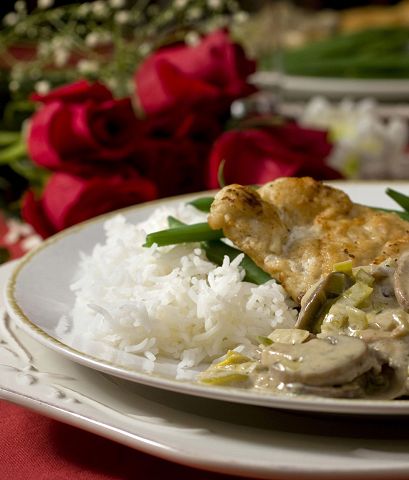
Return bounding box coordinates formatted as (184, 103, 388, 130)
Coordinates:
(28, 80, 141, 174)
(141, 108, 224, 144)
(123, 108, 223, 197)
(30, 80, 111, 104)
(207, 123, 342, 188)
(22, 172, 157, 237)
(131, 137, 210, 197)
(135, 29, 256, 117)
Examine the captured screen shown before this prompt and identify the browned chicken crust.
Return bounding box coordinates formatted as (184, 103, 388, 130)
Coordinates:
(208, 177, 409, 303)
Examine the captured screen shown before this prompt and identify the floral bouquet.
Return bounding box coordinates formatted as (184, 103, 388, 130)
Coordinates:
(0, 0, 340, 249)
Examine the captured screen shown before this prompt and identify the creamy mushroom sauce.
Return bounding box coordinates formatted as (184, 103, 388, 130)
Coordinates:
(199, 257, 409, 399)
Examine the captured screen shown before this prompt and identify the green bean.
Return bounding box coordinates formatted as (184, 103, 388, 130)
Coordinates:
(385, 188, 409, 213)
(166, 217, 272, 285)
(218, 159, 226, 187)
(279, 27, 409, 79)
(167, 216, 184, 228)
(188, 196, 214, 213)
(369, 206, 409, 222)
(202, 240, 272, 285)
(144, 222, 223, 247)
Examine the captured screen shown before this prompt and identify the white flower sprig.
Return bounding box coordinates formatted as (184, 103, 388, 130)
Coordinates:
(1, 0, 247, 99)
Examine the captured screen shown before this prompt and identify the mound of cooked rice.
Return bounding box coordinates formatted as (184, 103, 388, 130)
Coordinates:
(65, 203, 297, 373)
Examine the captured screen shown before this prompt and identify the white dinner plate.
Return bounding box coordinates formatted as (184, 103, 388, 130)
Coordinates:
(1, 260, 409, 479)
(5, 181, 409, 416)
(252, 72, 409, 101)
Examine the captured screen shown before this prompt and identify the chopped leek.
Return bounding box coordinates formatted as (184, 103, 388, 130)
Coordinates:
(333, 260, 353, 275)
(200, 373, 249, 385)
(216, 350, 251, 367)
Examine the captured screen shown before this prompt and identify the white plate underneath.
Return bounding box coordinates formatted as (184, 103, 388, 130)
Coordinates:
(1, 261, 409, 479)
(252, 72, 409, 101)
(5, 182, 409, 416)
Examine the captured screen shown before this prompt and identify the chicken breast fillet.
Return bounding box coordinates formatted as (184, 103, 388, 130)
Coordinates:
(208, 177, 409, 303)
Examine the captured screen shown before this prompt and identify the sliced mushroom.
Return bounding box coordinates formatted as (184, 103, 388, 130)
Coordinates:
(394, 250, 409, 312)
(363, 336, 409, 399)
(260, 335, 375, 387)
(296, 272, 352, 332)
(286, 380, 364, 398)
(285, 362, 403, 399)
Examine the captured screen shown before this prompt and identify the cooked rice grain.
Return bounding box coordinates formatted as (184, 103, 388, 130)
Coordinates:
(68, 204, 297, 370)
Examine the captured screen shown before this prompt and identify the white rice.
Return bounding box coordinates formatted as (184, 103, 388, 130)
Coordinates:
(65, 203, 297, 373)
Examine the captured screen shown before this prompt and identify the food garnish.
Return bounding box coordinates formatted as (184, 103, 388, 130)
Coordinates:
(145, 178, 409, 400)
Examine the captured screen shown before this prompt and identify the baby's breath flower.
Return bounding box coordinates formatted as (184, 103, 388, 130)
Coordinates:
(85, 31, 112, 48)
(4, 219, 35, 245)
(14, 1, 26, 13)
(0, 0, 240, 106)
(160, 10, 175, 23)
(99, 31, 112, 44)
(114, 10, 131, 25)
(53, 47, 70, 67)
(92, 1, 109, 18)
(106, 77, 119, 92)
(3, 12, 19, 26)
(9, 80, 20, 92)
(77, 59, 99, 74)
(77, 3, 91, 16)
(10, 64, 24, 80)
(187, 6, 202, 20)
(52, 36, 72, 49)
(37, 41, 51, 57)
(109, 0, 126, 8)
(185, 31, 201, 46)
(85, 32, 100, 48)
(207, 0, 222, 10)
(233, 10, 249, 24)
(34, 80, 51, 94)
(15, 23, 27, 35)
(174, 0, 188, 9)
(37, 0, 54, 9)
(138, 42, 152, 56)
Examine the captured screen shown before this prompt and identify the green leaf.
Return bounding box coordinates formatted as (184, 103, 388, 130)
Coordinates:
(0, 131, 21, 146)
(2, 101, 36, 130)
(0, 140, 26, 164)
(9, 158, 50, 188)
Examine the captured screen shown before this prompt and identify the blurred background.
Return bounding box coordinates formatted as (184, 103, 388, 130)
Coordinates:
(0, 0, 409, 252)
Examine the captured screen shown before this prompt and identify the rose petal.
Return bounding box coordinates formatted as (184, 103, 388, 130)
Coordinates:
(41, 173, 157, 232)
(31, 79, 112, 104)
(21, 190, 55, 238)
(135, 29, 256, 117)
(207, 125, 341, 188)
